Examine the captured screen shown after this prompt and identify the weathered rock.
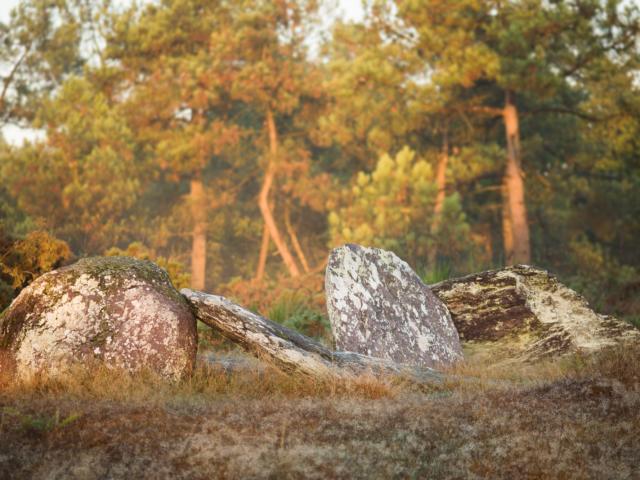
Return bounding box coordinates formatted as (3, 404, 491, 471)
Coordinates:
(0, 257, 197, 380)
(325, 244, 463, 369)
(431, 265, 640, 361)
(183, 289, 339, 378)
(182, 289, 445, 386)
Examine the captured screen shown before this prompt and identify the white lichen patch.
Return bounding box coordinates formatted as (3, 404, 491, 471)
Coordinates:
(512, 267, 640, 355)
(14, 274, 107, 378)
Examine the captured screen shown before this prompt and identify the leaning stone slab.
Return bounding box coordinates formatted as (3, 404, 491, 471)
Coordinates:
(182, 289, 339, 378)
(431, 265, 640, 361)
(325, 244, 463, 369)
(181, 289, 445, 386)
(0, 257, 197, 380)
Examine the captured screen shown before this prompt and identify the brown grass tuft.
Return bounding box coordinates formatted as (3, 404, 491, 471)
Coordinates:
(581, 343, 640, 387)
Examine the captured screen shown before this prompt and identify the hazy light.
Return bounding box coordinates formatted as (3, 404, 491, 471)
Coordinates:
(0, 0, 364, 146)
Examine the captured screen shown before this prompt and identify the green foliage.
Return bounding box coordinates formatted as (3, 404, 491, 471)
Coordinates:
(319, 19, 419, 170)
(418, 261, 453, 286)
(267, 291, 332, 345)
(0, 0, 84, 125)
(330, 146, 477, 269)
(0, 184, 36, 239)
(329, 147, 433, 257)
(565, 236, 640, 326)
(398, 0, 640, 99)
(447, 145, 504, 184)
(2, 407, 81, 436)
(1, 76, 141, 253)
(0, 230, 73, 310)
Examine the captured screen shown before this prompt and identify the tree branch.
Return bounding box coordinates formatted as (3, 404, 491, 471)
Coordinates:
(0, 44, 32, 118)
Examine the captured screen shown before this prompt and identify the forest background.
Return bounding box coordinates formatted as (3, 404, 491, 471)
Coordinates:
(1, 0, 639, 340)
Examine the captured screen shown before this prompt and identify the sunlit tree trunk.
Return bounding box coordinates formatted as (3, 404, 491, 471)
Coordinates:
(428, 126, 449, 266)
(502, 91, 531, 264)
(258, 109, 300, 278)
(284, 203, 310, 273)
(190, 175, 207, 290)
(501, 179, 514, 263)
(255, 224, 270, 282)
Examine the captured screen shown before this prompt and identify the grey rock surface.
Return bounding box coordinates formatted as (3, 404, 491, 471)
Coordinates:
(432, 265, 640, 362)
(183, 288, 445, 385)
(182, 288, 339, 379)
(325, 244, 463, 368)
(0, 256, 197, 380)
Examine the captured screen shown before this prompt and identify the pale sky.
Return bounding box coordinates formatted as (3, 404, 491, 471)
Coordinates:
(0, 0, 365, 145)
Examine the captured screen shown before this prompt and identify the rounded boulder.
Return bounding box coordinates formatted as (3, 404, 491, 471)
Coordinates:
(0, 256, 197, 380)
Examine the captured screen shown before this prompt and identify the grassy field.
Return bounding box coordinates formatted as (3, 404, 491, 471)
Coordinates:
(1, 346, 639, 479)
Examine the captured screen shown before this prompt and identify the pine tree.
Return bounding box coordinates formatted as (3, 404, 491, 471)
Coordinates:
(394, 0, 640, 264)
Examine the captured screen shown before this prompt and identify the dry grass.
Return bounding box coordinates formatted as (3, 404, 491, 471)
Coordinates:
(1, 346, 640, 479)
(0, 358, 401, 405)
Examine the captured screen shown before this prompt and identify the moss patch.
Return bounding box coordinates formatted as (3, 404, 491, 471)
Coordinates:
(65, 256, 187, 306)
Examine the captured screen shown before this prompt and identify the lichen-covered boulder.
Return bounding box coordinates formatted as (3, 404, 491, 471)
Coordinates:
(432, 265, 640, 362)
(0, 257, 197, 380)
(325, 244, 463, 368)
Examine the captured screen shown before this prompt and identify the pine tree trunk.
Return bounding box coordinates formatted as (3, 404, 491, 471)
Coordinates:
(432, 129, 449, 223)
(502, 92, 531, 264)
(284, 204, 310, 273)
(255, 224, 270, 282)
(428, 127, 449, 266)
(501, 179, 514, 263)
(258, 109, 300, 278)
(190, 176, 207, 290)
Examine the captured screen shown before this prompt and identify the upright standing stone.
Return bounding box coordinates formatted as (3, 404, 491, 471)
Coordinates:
(325, 244, 463, 368)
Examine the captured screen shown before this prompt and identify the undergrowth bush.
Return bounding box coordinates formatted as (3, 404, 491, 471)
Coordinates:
(418, 261, 454, 285)
(267, 291, 332, 345)
(0, 231, 73, 310)
(565, 236, 640, 328)
(223, 271, 326, 314)
(222, 272, 332, 344)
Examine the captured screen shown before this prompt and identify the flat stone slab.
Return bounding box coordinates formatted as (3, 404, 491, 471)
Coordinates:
(432, 265, 640, 362)
(325, 244, 463, 368)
